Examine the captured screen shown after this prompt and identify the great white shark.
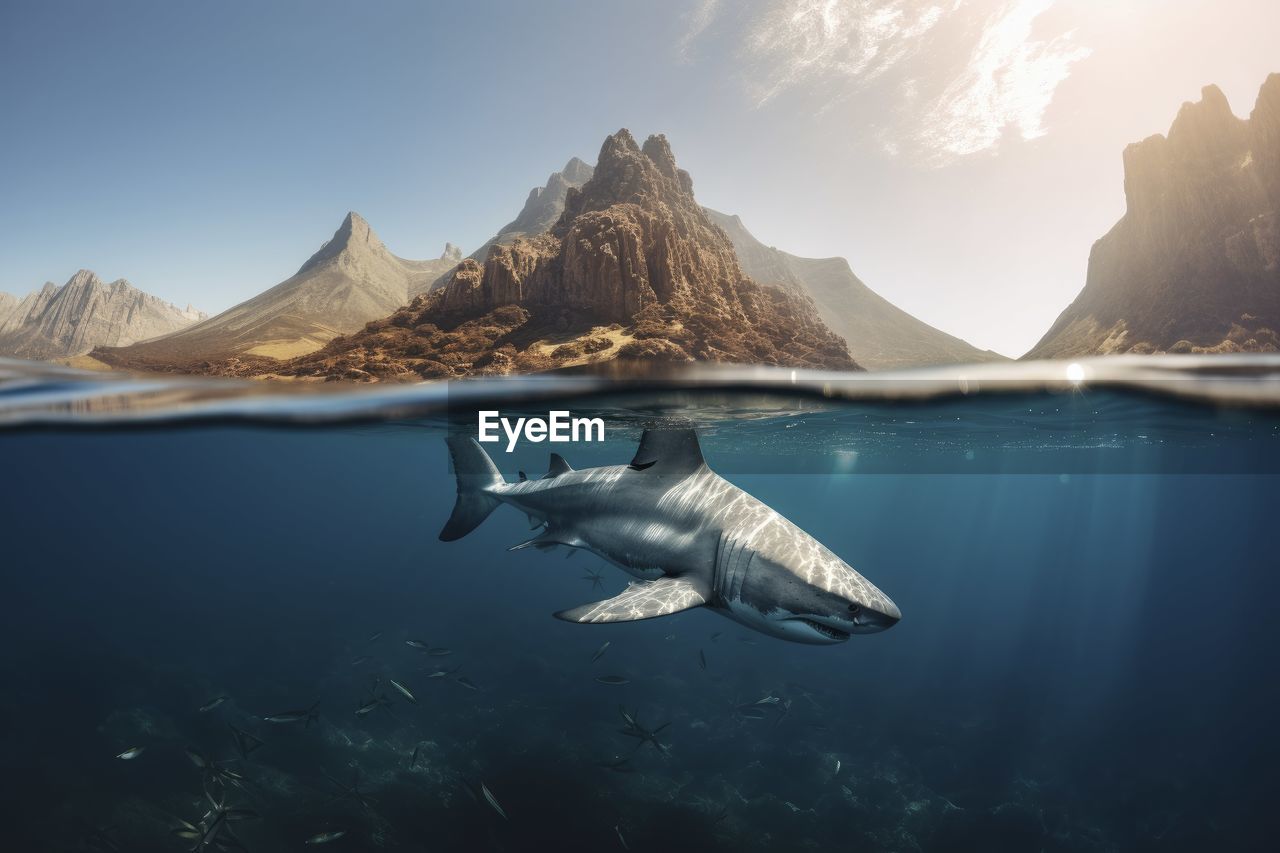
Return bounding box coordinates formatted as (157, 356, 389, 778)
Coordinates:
(440, 428, 901, 644)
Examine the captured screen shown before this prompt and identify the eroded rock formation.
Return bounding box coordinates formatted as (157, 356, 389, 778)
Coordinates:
(1027, 75, 1280, 358)
(280, 130, 857, 381)
(0, 270, 205, 360)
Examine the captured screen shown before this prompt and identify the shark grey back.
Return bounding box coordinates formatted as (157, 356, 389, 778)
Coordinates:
(441, 428, 900, 644)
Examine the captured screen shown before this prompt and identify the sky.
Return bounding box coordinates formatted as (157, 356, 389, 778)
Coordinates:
(1, 0, 1277, 358)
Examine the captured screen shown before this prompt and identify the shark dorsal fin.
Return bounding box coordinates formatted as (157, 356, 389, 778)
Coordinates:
(543, 453, 573, 478)
(554, 576, 708, 623)
(629, 428, 704, 474)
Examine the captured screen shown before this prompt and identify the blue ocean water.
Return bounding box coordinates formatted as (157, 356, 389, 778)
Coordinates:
(1, 360, 1278, 851)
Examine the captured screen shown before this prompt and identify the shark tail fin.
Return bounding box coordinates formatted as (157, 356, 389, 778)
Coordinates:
(440, 437, 506, 541)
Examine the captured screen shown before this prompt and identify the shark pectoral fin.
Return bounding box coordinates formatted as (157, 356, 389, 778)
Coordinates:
(509, 529, 580, 552)
(555, 577, 708, 624)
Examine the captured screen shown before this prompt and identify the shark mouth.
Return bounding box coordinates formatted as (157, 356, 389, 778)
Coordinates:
(793, 618, 850, 642)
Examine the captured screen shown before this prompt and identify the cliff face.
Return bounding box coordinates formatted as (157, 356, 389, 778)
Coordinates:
(704, 210, 1005, 369)
(280, 130, 857, 381)
(464, 157, 596, 265)
(0, 292, 18, 327)
(1027, 75, 1280, 359)
(93, 213, 461, 369)
(0, 270, 204, 360)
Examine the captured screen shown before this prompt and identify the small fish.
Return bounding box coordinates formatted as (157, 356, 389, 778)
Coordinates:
(409, 745, 420, 768)
(184, 747, 209, 768)
(426, 670, 450, 679)
(171, 818, 202, 841)
(263, 700, 319, 726)
(199, 695, 229, 713)
(698, 649, 707, 671)
(367, 631, 382, 642)
(305, 830, 346, 845)
(773, 698, 792, 729)
(616, 823, 630, 850)
(834, 759, 842, 776)
(481, 782, 508, 820)
(455, 676, 479, 691)
(355, 699, 381, 717)
(595, 675, 630, 685)
(405, 639, 430, 650)
(427, 648, 453, 656)
(710, 632, 722, 642)
(115, 746, 145, 760)
(739, 707, 768, 720)
(591, 641, 611, 664)
(350, 656, 370, 666)
(664, 634, 677, 641)
(784, 801, 800, 813)
(389, 678, 417, 704)
(597, 756, 635, 773)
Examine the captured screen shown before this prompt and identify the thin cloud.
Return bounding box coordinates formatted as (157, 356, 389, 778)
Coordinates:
(916, 0, 1091, 162)
(743, 0, 952, 107)
(683, 0, 1090, 165)
(678, 0, 723, 61)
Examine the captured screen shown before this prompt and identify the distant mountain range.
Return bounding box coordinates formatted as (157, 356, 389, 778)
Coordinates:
(1028, 74, 1280, 358)
(448, 157, 1001, 370)
(277, 130, 856, 380)
(0, 270, 204, 360)
(94, 214, 461, 370)
(12, 73, 1278, 377)
(704, 210, 1004, 369)
(466, 157, 595, 264)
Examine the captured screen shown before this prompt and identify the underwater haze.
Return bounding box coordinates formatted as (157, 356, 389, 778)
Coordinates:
(1, 358, 1279, 852)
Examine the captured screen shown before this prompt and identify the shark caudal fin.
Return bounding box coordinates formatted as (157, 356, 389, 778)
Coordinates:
(440, 437, 506, 542)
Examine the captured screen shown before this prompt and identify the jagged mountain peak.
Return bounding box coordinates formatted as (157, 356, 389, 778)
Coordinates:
(297, 211, 387, 275)
(557, 129, 699, 235)
(0, 268, 204, 360)
(64, 269, 105, 290)
(1028, 73, 1280, 359)
(561, 156, 593, 183)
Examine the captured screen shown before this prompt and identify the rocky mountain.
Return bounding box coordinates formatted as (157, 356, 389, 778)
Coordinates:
(464, 157, 596, 266)
(1027, 75, 1280, 359)
(704, 210, 1004, 369)
(450, 149, 998, 370)
(0, 292, 17, 326)
(276, 130, 857, 381)
(0, 270, 205, 360)
(94, 213, 461, 370)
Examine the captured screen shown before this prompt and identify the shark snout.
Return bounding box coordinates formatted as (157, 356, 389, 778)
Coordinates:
(850, 600, 901, 633)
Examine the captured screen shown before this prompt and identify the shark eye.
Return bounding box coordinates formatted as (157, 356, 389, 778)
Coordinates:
(847, 604, 861, 615)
